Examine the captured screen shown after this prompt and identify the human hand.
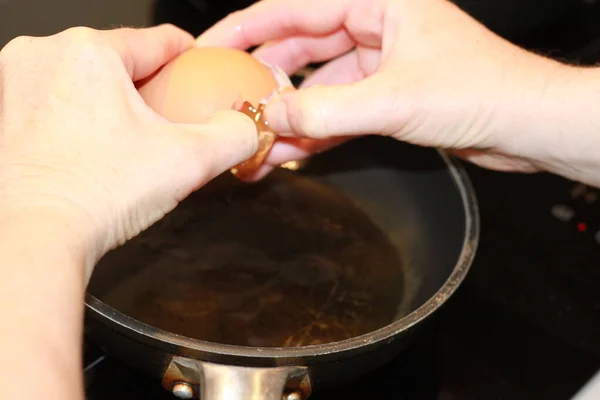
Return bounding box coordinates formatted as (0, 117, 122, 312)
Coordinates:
(197, 0, 588, 180)
(0, 25, 258, 277)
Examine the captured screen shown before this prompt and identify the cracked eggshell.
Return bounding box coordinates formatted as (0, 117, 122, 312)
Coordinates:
(137, 47, 294, 179)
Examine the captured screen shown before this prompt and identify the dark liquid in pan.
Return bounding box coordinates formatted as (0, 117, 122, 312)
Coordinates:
(89, 170, 405, 347)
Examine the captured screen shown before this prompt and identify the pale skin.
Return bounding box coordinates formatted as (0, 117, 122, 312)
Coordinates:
(198, 0, 600, 187)
(1, 0, 600, 398)
(0, 24, 258, 399)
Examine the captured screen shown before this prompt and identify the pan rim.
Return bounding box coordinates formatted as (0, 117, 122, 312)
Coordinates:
(84, 146, 479, 363)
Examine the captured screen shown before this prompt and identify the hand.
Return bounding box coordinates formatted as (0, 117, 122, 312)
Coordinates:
(0, 24, 258, 275)
(197, 0, 594, 181)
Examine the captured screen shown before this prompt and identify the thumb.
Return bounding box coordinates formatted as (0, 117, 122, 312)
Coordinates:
(172, 110, 259, 188)
(264, 74, 405, 139)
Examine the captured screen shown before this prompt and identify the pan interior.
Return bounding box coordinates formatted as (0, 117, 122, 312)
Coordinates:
(87, 137, 467, 348)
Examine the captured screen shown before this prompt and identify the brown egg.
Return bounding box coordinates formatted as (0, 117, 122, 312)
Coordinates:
(137, 46, 294, 179)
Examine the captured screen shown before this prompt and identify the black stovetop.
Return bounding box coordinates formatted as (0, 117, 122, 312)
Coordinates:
(83, 167, 600, 400)
(3, 1, 600, 399)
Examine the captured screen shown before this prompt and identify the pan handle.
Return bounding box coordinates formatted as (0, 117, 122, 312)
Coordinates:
(162, 356, 312, 400)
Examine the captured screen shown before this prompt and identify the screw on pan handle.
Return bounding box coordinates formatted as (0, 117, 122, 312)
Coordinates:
(162, 356, 311, 400)
(172, 382, 195, 399)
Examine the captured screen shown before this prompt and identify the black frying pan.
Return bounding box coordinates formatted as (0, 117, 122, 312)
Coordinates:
(85, 136, 478, 399)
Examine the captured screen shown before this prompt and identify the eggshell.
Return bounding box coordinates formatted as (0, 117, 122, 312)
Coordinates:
(138, 46, 294, 179)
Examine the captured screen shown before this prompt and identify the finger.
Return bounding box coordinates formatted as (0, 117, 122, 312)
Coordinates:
(251, 30, 354, 75)
(196, 0, 351, 49)
(234, 164, 273, 183)
(105, 24, 194, 82)
(237, 137, 348, 182)
(298, 50, 364, 88)
(173, 110, 259, 190)
(264, 73, 403, 139)
(266, 137, 348, 165)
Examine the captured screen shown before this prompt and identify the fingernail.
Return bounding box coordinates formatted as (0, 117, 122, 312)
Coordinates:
(264, 97, 292, 136)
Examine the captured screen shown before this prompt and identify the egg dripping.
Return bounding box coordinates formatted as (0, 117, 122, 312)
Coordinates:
(137, 46, 295, 179)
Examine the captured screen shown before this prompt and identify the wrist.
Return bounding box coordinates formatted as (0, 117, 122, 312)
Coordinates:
(496, 57, 600, 186)
(547, 65, 600, 175)
(0, 211, 88, 399)
(536, 64, 600, 186)
(0, 207, 97, 282)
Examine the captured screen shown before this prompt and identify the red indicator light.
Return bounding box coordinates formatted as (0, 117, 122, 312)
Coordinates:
(577, 222, 587, 232)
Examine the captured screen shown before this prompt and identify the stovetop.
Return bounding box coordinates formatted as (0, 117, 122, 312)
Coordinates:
(3, 1, 600, 399)
(83, 168, 600, 400)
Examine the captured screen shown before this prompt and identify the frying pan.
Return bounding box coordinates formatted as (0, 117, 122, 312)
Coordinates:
(84, 135, 479, 399)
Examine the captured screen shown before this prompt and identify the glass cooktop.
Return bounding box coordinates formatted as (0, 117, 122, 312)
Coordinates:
(2, 1, 600, 399)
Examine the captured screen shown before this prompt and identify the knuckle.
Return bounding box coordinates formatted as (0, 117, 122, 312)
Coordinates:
(0, 35, 36, 62)
(179, 135, 215, 180)
(61, 26, 98, 42)
(210, 110, 259, 157)
(284, 38, 308, 69)
(156, 23, 179, 32)
(287, 96, 328, 137)
(224, 10, 244, 23)
(59, 26, 105, 58)
(234, 113, 260, 157)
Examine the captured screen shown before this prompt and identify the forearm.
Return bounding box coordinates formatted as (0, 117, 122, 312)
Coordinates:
(0, 213, 88, 400)
(539, 65, 600, 187)
(499, 58, 600, 187)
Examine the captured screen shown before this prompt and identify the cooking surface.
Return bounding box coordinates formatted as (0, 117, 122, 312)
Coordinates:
(3, 0, 600, 399)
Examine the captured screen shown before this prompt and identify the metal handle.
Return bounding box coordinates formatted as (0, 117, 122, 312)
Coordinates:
(163, 356, 311, 400)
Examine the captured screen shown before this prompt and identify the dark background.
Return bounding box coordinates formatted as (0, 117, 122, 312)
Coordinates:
(2, 0, 600, 55)
(2, 1, 600, 399)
